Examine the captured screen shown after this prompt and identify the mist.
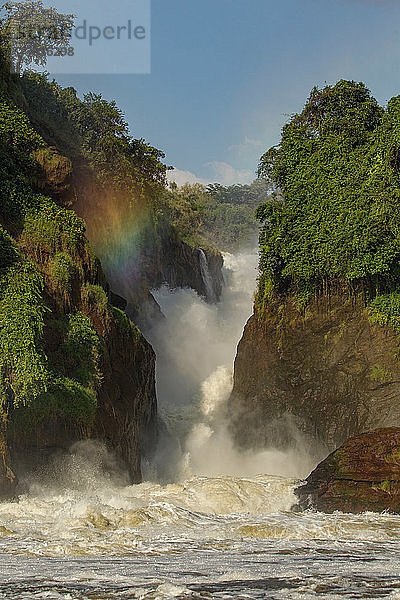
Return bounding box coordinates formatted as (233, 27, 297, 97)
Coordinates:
(145, 248, 315, 483)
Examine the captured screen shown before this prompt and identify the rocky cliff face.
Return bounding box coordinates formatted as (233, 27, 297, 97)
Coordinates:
(7, 248, 157, 492)
(296, 428, 400, 513)
(0, 155, 222, 497)
(0, 70, 223, 497)
(229, 293, 400, 455)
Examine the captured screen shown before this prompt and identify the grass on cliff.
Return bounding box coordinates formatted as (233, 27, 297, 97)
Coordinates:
(256, 80, 400, 331)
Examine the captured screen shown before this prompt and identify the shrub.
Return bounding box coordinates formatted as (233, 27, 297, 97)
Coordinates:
(81, 283, 108, 314)
(0, 259, 49, 411)
(49, 252, 77, 293)
(11, 376, 97, 432)
(59, 312, 101, 387)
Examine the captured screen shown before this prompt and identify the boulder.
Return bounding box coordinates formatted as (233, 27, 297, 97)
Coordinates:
(296, 428, 400, 513)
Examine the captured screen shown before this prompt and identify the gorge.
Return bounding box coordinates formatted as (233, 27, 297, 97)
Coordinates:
(4, 46, 400, 598)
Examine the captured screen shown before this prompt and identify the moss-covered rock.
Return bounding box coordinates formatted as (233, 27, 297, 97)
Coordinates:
(296, 428, 400, 513)
(32, 146, 72, 199)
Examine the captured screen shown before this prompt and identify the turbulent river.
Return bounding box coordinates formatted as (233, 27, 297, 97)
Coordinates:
(2, 250, 400, 599)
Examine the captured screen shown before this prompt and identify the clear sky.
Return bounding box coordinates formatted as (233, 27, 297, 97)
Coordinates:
(48, 0, 400, 185)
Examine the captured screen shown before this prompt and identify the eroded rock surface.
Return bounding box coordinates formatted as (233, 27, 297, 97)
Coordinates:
(296, 428, 400, 513)
(229, 295, 400, 454)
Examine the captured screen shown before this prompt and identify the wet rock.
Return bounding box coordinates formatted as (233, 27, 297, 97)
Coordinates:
(229, 295, 400, 453)
(0, 423, 16, 500)
(296, 428, 400, 513)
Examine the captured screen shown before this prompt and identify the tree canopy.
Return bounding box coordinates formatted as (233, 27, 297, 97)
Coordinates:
(256, 79, 400, 316)
(163, 179, 270, 251)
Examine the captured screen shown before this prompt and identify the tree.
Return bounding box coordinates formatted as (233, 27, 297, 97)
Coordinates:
(1, 1, 74, 74)
(256, 79, 400, 310)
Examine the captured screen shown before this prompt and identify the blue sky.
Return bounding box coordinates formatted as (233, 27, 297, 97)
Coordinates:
(47, 0, 400, 185)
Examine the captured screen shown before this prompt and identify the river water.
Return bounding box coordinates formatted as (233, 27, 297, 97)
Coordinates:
(1, 250, 400, 599)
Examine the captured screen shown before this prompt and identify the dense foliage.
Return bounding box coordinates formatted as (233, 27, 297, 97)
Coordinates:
(19, 72, 169, 191)
(0, 63, 103, 431)
(1, 1, 75, 74)
(257, 80, 400, 326)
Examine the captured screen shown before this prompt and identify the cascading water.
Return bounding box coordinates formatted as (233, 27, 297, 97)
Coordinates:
(197, 248, 216, 302)
(1, 247, 400, 599)
(146, 248, 314, 482)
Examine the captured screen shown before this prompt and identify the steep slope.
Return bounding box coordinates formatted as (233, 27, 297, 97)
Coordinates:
(229, 81, 400, 456)
(0, 58, 157, 495)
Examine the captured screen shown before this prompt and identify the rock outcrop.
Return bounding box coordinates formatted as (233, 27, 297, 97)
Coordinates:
(6, 237, 157, 487)
(296, 428, 400, 513)
(229, 294, 400, 454)
(32, 146, 73, 199)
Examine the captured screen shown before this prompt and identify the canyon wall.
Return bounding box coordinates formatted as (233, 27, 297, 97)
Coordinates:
(229, 294, 400, 455)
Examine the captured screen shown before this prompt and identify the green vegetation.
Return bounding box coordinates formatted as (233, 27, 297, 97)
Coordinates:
(0, 100, 43, 150)
(21, 199, 87, 259)
(11, 377, 97, 433)
(369, 365, 393, 384)
(0, 51, 118, 434)
(49, 252, 77, 293)
(164, 179, 270, 251)
(1, 1, 75, 74)
(256, 80, 400, 330)
(55, 312, 101, 388)
(81, 283, 108, 314)
(372, 480, 392, 494)
(0, 257, 48, 411)
(19, 71, 168, 191)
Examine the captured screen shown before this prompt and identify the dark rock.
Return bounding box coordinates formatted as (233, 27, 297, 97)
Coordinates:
(108, 290, 127, 311)
(0, 422, 16, 500)
(296, 428, 400, 513)
(93, 311, 157, 483)
(229, 294, 400, 454)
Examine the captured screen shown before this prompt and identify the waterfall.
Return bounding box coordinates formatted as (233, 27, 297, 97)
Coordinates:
(197, 249, 216, 302)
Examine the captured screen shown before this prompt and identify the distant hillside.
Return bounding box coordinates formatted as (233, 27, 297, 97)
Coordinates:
(163, 179, 270, 252)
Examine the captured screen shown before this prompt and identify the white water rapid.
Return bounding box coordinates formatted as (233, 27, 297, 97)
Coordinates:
(1, 249, 400, 599)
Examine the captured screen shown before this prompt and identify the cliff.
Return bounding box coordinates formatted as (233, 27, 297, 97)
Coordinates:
(296, 428, 400, 513)
(0, 61, 223, 497)
(1, 198, 157, 494)
(16, 72, 224, 315)
(33, 145, 224, 324)
(0, 67, 158, 495)
(229, 294, 400, 455)
(229, 81, 400, 461)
